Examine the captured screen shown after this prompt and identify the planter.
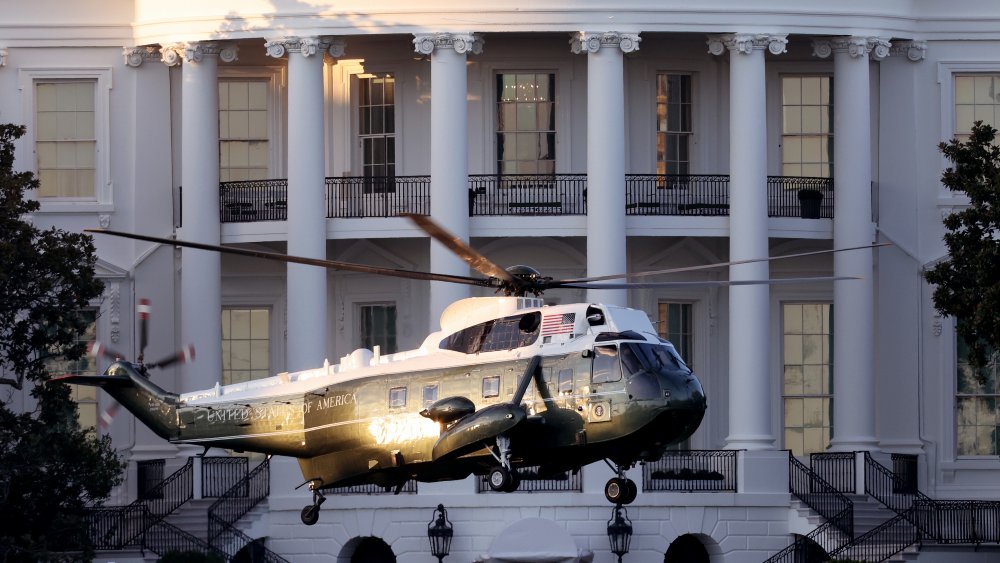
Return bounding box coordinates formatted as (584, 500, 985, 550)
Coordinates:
(797, 188, 824, 219)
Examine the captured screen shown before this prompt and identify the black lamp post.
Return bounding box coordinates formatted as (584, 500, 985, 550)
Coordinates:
(427, 503, 453, 562)
(607, 504, 633, 563)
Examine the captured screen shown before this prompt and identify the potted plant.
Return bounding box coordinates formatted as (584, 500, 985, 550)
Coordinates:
(797, 188, 824, 218)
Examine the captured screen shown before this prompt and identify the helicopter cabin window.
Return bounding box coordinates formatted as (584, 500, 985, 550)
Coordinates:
(422, 384, 439, 407)
(388, 386, 407, 408)
(360, 303, 397, 354)
(222, 307, 270, 385)
(439, 312, 541, 354)
(482, 375, 500, 398)
(558, 369, 573, 395)
(592, 345, 622, 384)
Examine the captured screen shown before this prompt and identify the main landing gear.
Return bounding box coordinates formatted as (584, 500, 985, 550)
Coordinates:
(487, 435, 521, 493)
(603, 460, 637, 505)
(300, 485, 326, 526)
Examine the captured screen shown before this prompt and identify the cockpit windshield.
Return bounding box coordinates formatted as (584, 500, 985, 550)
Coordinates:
(620, 342, 692, 376)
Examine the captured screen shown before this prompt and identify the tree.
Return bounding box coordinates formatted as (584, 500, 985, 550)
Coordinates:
(0, 124, 125, 561)
(924, 120, 1000, 369)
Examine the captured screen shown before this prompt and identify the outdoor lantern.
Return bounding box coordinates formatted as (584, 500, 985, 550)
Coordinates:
(607, 504, 633, 563)
(427, 503, 453, 562)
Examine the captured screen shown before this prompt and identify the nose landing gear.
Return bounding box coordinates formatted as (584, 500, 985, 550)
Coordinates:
(603, 460, 637, 505)
(300, 486, 326, 526)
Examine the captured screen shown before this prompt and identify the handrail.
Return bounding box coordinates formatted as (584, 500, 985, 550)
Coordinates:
(828, 509, 921, 562)
(789, 455, 854, 537)
(142, 515, 225, 559)
(468, 173, 587, 216)
(207, 457, 287, 561)
(763, 508, 853, 563)
(863, 452, 934, 536)
(642, 450, 738, 492)
(202, 456, 249, 498)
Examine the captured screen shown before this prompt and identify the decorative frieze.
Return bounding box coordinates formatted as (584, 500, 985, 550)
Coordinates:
(123, 46, 161, 68)
(706, 33, 787, 56)
(891, 40, 927, 62)
(412, 33, 484, 56)
(569, 32, 641, 55)
(160, 42, 238, 66)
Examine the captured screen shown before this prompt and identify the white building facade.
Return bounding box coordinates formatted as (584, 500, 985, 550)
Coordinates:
(3, 1, 1000, 561)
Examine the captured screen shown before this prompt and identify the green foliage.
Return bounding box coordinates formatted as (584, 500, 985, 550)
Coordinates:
(0, 124, 124, 561)
(924, 121, 1000, 369)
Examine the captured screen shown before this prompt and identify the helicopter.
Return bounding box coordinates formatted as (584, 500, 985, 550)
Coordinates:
(58, 214, 874, 526)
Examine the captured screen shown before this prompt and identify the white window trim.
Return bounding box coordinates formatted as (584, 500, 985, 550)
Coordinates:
(18, 67, 113, 213)
(218, 66, 286, 179)
(936, 61, 1000, 205)
(653, 71, 697, 175)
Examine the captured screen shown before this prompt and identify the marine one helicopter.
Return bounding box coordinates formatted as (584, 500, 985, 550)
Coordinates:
(61, 214, 871, 526)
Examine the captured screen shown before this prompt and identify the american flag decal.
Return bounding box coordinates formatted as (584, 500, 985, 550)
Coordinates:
(541, 313, 576, 336)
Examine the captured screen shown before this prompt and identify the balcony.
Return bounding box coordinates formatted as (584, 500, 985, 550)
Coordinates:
(212, 174, 834, 223)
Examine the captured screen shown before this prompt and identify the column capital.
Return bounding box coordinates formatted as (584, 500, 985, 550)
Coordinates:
(569, 31, 641, 54)
(890, 40, 927, 62)
(0, 47, 6, 68)
(161, 41, 238, 66)
(814, 36, 892, 60)
(123, 46, 161, 68)
(707, 33, 787, 57)
(265, 36, 345, 59)
(412, 33, 484, 56)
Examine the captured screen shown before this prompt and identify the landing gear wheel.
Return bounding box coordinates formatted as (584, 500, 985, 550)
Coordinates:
(622, 478, 638, 505)
(501, 470, 521, 493)
(488, 466, 513, 492)
(605, 477, 627, 504)
(300, 504, 320, 526)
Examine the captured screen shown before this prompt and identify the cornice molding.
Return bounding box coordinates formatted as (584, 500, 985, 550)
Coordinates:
(412, 33, 484, 56)
(569, 32, 641, 54)
(706, 33, 787, 57)
(123, 46, 161, 68)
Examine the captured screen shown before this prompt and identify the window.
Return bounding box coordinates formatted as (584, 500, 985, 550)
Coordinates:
(422, 384, 439, 407)
(389, 386, 407, 408)
(221, 308, 270, 385)
(558, 368, 573, 395)
(954, 74, 1000, 141)
(45, 310, 98, 428)
(35, 80, 96, 198)
(956, 339, 999, 456)
(658, 302, 693, 368)
(439, 312, 541, 354)
(781, 76, 833, 178)
(656, 73, 692, 175)
(219, 80, 269, 182)
(360, 303, 397, 354)
(496, 73, 556, 174)
(782, 303, 833, 456)
(482, 375, 500, 398)
(358, 74, 396, 191)
(592, 345, 621, 384)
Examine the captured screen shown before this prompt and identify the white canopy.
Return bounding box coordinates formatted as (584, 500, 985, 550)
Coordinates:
(475, 517, 595, 563)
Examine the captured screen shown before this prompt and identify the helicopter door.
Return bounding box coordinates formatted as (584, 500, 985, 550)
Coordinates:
(589, 345, 621, 423)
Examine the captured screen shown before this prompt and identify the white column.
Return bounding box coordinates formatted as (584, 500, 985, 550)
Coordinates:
(266, 37, 342, 371)
(413, 33, 482, 327)
(165, 42, 236, 391)
(571, 32, 639, 307)
(709, 34, 787, 450)
(816, 37, 889, 452)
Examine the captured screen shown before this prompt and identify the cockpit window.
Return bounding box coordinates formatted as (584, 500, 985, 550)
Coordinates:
(620, 342, 690, 374)
(592, 345, 622, 383)
(440, 312, 541, 354)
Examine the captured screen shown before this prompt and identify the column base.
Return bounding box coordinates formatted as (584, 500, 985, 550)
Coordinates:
(725, 433, 776, 451)
(827, 436, 880, 453)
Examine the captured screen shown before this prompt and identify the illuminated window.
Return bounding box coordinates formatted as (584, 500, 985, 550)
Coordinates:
(782, 303, 833, 456)
(219, 80, 269, 182)
(558, 369, 573, 395)
(956, 339, 1000, 456)
(656, 73, 692, 175)
(358, 73, 396, 192)
(482, 375, 500, 398)
(360, 303, 397, 354)
(781, 76, 833, 178)
(658, 302, 693, 369)
(954, 74, 1000, 141)
(422, 384, 439, 407)
(46, 310, 98, 428)
(221, 307, 270, 385)
(496, 73, 556, 174)
(389, 386, 407, 408)
(592, 345, 622, 384)
(35, 80, 96, 198)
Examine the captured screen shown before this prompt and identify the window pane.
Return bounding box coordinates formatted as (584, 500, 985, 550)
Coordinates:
(496, 72, 556, 174)
(35, 80, 97, 198)
(359, 74, 396, 179)
(219, 79, 269, 181)
(783, 302, 833, 456)
(781, 76, 833, 178)
(360, 303, 397, 354)
(222, 307, 270, 385)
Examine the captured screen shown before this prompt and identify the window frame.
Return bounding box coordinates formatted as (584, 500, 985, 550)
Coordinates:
(218, 66, 285, 181)
(778, 74, 834, 179)
(356, 72, 397, 188)
(655, 72, 694, 176)
(388, 386, 407, 409)
(358, 302, 398, 355)
(221, 306, 272, 386)
(780, 301, 834, 457)
(937, 62, 1000, 201)
(18, 67, 113, 212)
(494, 71, 558, 175)
(482, 375, 500, 398)
(954, 335, 1000, 457)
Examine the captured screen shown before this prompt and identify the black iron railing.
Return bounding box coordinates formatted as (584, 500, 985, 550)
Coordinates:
(142, 517, 223, 559)
(468, 174, 588, 216)
(810, 452, 856, 494)
(202, 456, 249, 498)
(767, 176, 834, 218)
(477, 465, 583, 493)
(220, 179, 289, 222)
(137, 459, 165, 500)
(326, 176, 431, 218)
(864, 452, 933, 534)
(918, 499, 1000, 545)
(764, 509, 853, 563)
(790, 456, 854, 537)
(891, 453, 919, 494)
(332, 480, 419, 495)
(642, 450, 738, 492)
(625, 174, 730, 216)
(208, 458, 269, 542)
(828, 509, 921, 562)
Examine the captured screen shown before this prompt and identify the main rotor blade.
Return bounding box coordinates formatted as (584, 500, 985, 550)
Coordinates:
(85, 229, 491, 287)
(555, 243, 890, 284)
(557, 276, 859, 290)
(402, 213, 517, 285)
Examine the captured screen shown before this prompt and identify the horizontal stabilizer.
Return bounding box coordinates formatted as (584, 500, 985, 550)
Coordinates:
(51, 373, 133, 387)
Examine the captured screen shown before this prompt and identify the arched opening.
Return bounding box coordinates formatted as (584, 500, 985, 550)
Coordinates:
(664, 533, 710, 563)
(788, 534, 829, 562)
(338, 536, 396, 563)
